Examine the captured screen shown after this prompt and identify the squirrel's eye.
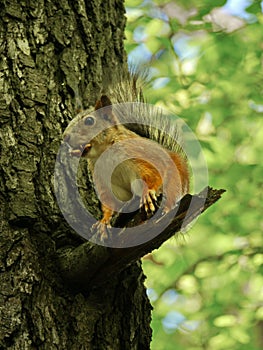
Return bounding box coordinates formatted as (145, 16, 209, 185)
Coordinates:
(84, 116, 95, 126)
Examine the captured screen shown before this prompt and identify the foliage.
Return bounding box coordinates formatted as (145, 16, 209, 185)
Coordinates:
(125, 0, 263, 349)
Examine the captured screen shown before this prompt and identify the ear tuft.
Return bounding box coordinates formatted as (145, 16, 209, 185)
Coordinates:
(95, 95, 112, 111)
(94, 95, 117, 124)
(101, 95, 112, 107)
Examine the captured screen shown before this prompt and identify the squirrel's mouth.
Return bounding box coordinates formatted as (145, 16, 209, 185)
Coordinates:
(71, 143, 92, 157)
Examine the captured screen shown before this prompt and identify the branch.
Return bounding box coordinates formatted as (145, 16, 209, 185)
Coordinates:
(57, 187, 225, 292)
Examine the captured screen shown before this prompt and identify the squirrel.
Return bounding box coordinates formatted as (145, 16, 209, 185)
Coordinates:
(63, 72, 190, 240)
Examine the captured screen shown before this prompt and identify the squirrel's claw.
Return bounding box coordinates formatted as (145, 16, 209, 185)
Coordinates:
(142, 189, 158, 215)
(91, 221, 111, 242)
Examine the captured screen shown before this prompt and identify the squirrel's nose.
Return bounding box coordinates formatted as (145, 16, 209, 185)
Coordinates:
(64, 133, 70, 142)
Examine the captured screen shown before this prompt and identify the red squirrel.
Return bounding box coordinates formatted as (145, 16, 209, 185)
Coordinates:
(63, 84, 190, 240)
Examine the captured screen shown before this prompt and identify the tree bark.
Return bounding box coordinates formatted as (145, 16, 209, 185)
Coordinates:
(0, 1, 152, 349)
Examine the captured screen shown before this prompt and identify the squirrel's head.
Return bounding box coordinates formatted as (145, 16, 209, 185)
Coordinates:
(63, 95, 119, 159)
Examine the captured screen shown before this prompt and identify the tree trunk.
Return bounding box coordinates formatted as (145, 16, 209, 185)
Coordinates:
(0, 1, 152, 349)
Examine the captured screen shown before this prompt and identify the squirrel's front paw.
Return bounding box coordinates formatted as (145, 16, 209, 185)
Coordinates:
(142, 189, 158, 215)
(91, 221, 111, 242)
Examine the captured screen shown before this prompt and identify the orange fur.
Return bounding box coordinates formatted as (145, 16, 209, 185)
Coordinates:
(65, 95, 190, 233)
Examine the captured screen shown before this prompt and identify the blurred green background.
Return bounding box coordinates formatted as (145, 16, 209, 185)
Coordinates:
(125, 0, 263, 349)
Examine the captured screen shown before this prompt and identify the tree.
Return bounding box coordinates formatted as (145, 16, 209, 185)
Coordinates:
(0, 1, 222, 349)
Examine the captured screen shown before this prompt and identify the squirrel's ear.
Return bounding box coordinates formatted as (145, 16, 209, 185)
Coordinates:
(95, 95, 118, 123)
(95, 95, 112, 111)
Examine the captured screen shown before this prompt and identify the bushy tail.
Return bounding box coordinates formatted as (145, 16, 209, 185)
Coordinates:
(104, 66, 186, 157)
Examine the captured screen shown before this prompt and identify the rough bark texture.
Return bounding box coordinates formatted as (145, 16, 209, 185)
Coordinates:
(0, 1, 153, 349)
